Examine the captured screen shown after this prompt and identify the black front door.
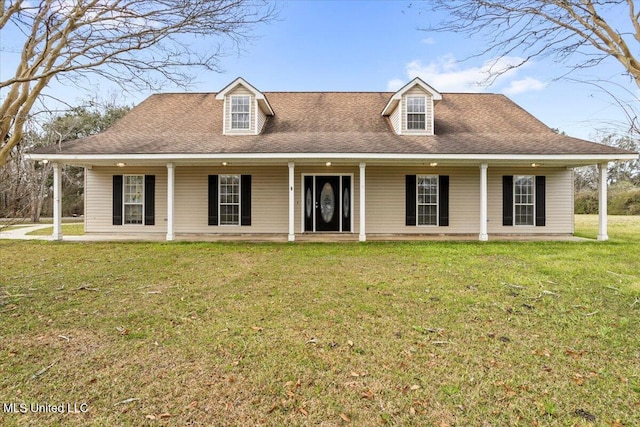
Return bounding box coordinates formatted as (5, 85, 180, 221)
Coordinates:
(315, 176, 340, 232)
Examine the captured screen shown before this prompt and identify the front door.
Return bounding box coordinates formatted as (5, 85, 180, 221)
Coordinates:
(315, 176, 340, 231)
(304, 175, 351, 232)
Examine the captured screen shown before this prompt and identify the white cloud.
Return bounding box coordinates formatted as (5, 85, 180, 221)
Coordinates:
(386, 79, 405, 91)
(420, 37, 436, 45)
(503, 77, 546, 95)
(389, 54, 546, 96)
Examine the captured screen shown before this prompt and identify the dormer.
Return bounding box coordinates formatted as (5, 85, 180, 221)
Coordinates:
(216, 77, 274, 135)
(382, 77, 442, 136)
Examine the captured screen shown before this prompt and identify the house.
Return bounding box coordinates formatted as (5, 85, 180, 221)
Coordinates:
(28, 77, 638, 241)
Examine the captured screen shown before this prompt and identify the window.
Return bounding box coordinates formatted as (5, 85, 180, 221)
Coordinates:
(124, 175, 144, 224)
(417, 175, 438, 226)
(514, 175, 535, 225)
(219, 174, 240, 225)
(231, 95, 251, 130)
(406, 96, 426, 130)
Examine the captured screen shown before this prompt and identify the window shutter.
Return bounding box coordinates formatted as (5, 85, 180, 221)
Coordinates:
(112, 175, 123, 225)
(208, 175, 218, 226)
(502, 175, 513, 226)
(535, 176, 546, 226)
(438, 175, 449, 226)
(144, 175, 155, 226)
(241, 175, 251, 226)
(406, 175, 416, 226)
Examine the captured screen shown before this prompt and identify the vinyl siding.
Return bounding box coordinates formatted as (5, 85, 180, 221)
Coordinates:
(366, 166, 478, 234)
(487, 167, 573, 234)
(401, 86, 433, 135)
(389, 104, 401, 134)
(257, 103, 267, 133)
(85, 166, 167, 233)
(85, 165, 573, 237)
(225, 86, 255, 134)
(366, 166, 573, 235)
(173, 166, 287, 233)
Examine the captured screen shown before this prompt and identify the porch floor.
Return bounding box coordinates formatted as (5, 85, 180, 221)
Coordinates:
(6, 232, 590, 243)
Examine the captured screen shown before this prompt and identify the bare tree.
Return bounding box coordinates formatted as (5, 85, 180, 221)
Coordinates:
(0, 0, 276, 166)
(421, 1, 640, 87)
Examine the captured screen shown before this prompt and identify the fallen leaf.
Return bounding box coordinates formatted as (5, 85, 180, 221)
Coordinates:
(350, 372, 360, 377)
(299, 407, 308, 416)
(158, 413, 171, 419)
(339, 413, 350, 422)
(409, 406, 416, 415)
(251, 326, 264, 332)
(410, 384, 421, 390)
(145, 414, 156, 420)
(347, 340, 354, 347)
(187, 401, 197, 409)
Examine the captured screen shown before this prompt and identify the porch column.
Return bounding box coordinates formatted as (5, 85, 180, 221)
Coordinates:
(479, 163, 489, 241)
(288, 162, 295, 242)
(359, 162, 366, 242)
(598, 162, 609, 241)
(52, 162, 63, 241)
(166, 163, 175, 241)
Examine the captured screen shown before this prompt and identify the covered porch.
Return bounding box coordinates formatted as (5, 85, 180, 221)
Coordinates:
(35, 154, 618, 242)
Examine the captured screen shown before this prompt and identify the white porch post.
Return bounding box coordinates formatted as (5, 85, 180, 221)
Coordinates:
(479, 163, 489, 241)
(598, 162, 609, 241)
(52, 162, 63, 241)
(288, 162, 295, 242)
(166, 163, 175, 241)
(359, 162, 366, 242)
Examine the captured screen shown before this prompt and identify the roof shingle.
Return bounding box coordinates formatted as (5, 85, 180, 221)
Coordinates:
(34, 91, 634, 156)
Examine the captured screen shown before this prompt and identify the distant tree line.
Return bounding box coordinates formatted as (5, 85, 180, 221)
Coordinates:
(0, 103, 129, 222)
(574, 134, 640, 215)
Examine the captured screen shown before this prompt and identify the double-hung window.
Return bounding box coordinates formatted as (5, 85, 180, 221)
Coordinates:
(417, 175, 438, 226)
(219, 174, 240, 225)
(123, 175, 144, 224)
(514, 175, 535, 225)
(406, 96, 426, 130)
(231, 95, 251, 130)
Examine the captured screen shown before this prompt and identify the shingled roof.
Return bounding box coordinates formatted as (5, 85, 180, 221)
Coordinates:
(34, 91, 634, 156)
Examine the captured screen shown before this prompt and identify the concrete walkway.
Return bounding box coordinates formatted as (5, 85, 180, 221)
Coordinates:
(0, 224, 55, 240)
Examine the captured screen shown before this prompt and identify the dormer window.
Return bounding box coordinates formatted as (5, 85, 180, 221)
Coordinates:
(231, 95, 251, 130)
(406, 96, 426, 130)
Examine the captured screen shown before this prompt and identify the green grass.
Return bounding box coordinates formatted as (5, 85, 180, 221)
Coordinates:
(1, 216, 639, 426)
(25, 224, 84, 236)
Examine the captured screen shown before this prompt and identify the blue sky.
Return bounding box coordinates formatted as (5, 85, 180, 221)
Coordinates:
(2, 0, 636, 140)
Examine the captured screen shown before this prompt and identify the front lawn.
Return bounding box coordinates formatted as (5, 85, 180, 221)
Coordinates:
(0, 216, 638, 426)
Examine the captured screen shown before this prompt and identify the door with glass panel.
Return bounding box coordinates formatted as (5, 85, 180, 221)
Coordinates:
(303, 175, 351, 232)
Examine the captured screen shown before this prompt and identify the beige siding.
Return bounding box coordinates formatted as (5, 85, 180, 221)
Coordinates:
(174, 166, 288, 233)
(366, 166, 573, 235)
(487, 167, 574, 234)
(366, 166, 478, 234)
(257, 103, 267, 133)
(85, 166, 167, 233)
(85, 165, 573, 237)
(401, 86, 433, 135)
(389, 104, 401, 134)
(225, 86, 255, 134)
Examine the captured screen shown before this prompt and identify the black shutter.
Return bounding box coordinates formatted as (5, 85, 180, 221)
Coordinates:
(502, 175, 513, 226)
(535, 176, 546, 226)
(406, 175, 416, 226)
(144, 175, 155, 226)
(241, 175, 251, 226)
(208, 175, 218, 226)
(439, 175, 449, 226)
(112, 175, 123, 225)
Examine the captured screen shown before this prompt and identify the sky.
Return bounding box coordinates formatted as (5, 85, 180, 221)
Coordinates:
(1, 0, 637, 141)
